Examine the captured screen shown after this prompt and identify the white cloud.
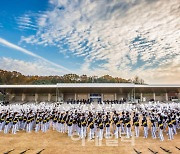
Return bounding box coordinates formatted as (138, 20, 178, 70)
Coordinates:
(21, 0, 180, 83)
(37, 14, 48, 27)
(0, 57, 64, 76)
(16, 14, 37, 31)
(0, 38, 72, 73)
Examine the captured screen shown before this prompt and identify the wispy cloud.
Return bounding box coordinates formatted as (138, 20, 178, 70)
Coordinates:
(16, 14, 38, 31)
(20, 0, 180, 83)
(0, 57, 65, 76)
(0, 38, 72, 73)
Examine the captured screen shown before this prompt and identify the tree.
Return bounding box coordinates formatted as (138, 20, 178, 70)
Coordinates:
(0, 69, 145, 84)
(132, 76, 145, 84)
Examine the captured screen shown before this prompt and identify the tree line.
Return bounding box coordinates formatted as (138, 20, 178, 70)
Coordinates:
(0, 69, 145, 85)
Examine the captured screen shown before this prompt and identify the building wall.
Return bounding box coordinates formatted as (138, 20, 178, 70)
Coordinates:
(155, 93, 165, 101)
(8, 94, 15, 101)
(0, 94, 3, 101)
(51, 94, 57, 102)
(143, 93, 153, 101)
(178, 93, 180, 99)
(76, 93, 88, 100)
(103, 93, 115, 100)
(4, 90, 180, 102)
(26, 94, 35, 102)
(142, 93, 166, 101)
(117, 94, 127, 100)
(156, 96, 165, 101)
(64, 93, 75, 101)
(38, 94, 48, 102)
(14, 95, 22, 102)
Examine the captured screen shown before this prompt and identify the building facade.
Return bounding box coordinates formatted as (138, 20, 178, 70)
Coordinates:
(0, 83, 180, 103)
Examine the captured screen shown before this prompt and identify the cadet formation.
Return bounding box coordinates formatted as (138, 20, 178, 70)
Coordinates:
(0, 102, 179, 142)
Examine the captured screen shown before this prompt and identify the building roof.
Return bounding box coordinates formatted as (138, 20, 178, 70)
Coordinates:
(0, 83, 180, 88)
(57, 83, 135, 88)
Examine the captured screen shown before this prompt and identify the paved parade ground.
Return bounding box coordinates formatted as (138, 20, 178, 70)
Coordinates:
(0, 128, 179, 154)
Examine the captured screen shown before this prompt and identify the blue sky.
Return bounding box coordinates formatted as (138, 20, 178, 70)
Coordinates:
(0, 0, 179, 83)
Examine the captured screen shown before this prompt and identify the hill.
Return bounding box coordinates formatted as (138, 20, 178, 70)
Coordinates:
(0, 69, 145, 85)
